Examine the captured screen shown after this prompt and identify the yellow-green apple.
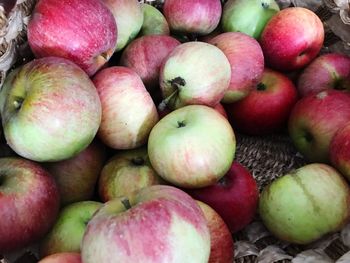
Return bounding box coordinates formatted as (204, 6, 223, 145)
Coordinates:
(120, 35, 180, 92)
(297, 53, 350, 97)
(208, 32, 264, 103)
(40, 201, 102, 257)
(39, 253, 81, 263)
(288, 90, 350, 163)
(148, 105, 235, 188)
(163, 0, 222, 35)
(260, 7, 324, 71)
(101, 0, 143, 51)
(81, 185, 211, 263)
(259, 163, 350, 245)
(93, 66, 159, 150)
(0, 57, 102, 162)
(225, 68, 298, 135)
(139, 4, 170, 36)
(221, 0, 279, 39)
(98, 147, 163, 202)
(0, 157, 60, 253)
(27, 0, 117, 76)
(44, 140, 106, 206)
(196, 201, 234, 263)
(159, 42, 231, 110)
(185, 161, 259, 233)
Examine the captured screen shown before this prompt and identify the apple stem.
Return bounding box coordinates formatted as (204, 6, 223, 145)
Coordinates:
(121, 198, 132, 210)
(261, 1, 269, 8)
(257, 83, 267, 91)
(158, 89, 179, 111)
(13, 98, 23, 110)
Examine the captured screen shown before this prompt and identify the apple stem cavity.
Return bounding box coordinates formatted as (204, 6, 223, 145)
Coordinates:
(121, 197, 132, 210)
(13, 97, 24, 110)
(131, 157, 145, 166)
(177, 121, 186, 128)
(218, 176, 228, 187)
(257, 82, 267, 91)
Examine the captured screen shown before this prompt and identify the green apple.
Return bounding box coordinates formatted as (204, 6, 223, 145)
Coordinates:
(139, 4, 170, 36)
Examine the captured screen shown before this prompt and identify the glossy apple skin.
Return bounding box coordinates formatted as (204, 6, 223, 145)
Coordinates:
(186, 161, 258, 233)
(260, 7, 324, 71)
(159, 42, 231, 110)
(163, 0, 222, 35)
(225, 68, 298, 135)
(0, 157, 60, 253)
(27, 0, 117, 76)
(140, 4, 170, 36)
(259, 163, 350, 245)
(44, 140, 106, 205)
(148, 105, 236, 188)
(208, 32, 264, 103)
(39, 253, 81, 263)
(221, 0, 279, 39)
(297, 53, 350, 97)
(81, 185, 211, 263)
(0, 57, 102, 162)
(93, 66, 159, 150)
(98, 147, 163, 202)
(40, 201, 102, 257)
(288, 90, 350, 163)
(197, 201, 234, 263)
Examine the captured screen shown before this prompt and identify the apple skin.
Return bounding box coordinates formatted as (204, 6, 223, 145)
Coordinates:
(259, 163, 350, 245)
(159, 42, 231, 110)
(208, 32, 265, 103)
(101, 0, 143, 51)
(93, 66, 159, 150)
(288, 90, 350, 163)
(225, 68, 298, 135)
(148, 105, 235, 188)
(98, 147, 164, 202)
(44, 140, 106, 206)
(39, 253, 81, 263)
(0, 157, 60, 253)
(163, 0, 222, 35)
(140, 4, 170, 36)
(297, 53, 350, 97)
(40, 201, 103, 257)
(27, 0, 117, 76)
(196, 201, 234, 263)
(120, 35, 180, 91)
(0, 57, 102, 162)
(81, 185, 211, 263)
(260, 7, 324, 71)
(185, 161, 259, 233)
(221, 0, 280, 39)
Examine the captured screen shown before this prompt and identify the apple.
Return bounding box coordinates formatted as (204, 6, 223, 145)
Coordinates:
(221, 0, 280, 39)
(163, 0, 222, 36)
(81, 185, 211, 263)
(159, 41, 231, 110)
(93, 66, 159, 150)
(0, 57, 102, 162)
(120, 35, 180, 91)
(44, 140, 106, 206)
(98, 147, 164, 202)
(148, 105, 235, 188)
(101, 0, 143, 51)
(186, 161, 259, 233)
(297, 53, 350, 97)
(260, 7, 324, 71)
(288, 90, 350, 163)
(39, 253, 81, 263)
(0, 157, 60, 253)
(40, 201, 102, 257)
(196, 201, 234, 263)
(208, 32, 265, 103)
(139, 3, 170, 36)
(259, 163, 350, 245)
(225, 68, 298, 135)
(27, 0, 117, 76)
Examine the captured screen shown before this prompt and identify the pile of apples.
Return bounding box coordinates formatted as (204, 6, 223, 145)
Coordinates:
(1, 0, 350, 262)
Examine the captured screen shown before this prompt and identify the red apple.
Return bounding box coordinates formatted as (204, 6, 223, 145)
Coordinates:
(39, 253, 81, 263)
(297, 53, 350, 97)
(208, 32, 264, 103)
(185, 161, 259, 233)
(260, 7, 324, 71)
(0, 157, 60, 253)
(27, 0, 117, 76)
(225, 68, 298, 135)
(288, 90, 350, 163)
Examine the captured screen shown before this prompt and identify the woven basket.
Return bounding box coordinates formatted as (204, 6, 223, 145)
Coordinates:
(1, 0, 350, 262)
